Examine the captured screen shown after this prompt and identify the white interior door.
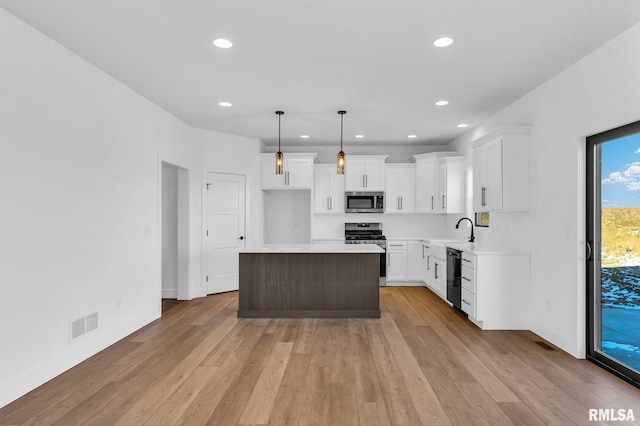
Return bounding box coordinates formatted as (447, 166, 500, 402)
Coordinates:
(206, 173, 246, 294)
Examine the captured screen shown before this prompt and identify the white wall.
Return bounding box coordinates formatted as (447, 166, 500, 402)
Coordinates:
(264, 191, 311, 244)
(193, 128, 264, 258)
(161, 162, 179, 298)
(0, 8, 263, 407)
(446, 22, 640, 357)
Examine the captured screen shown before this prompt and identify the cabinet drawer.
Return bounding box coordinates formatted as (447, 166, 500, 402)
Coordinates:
(461, 252, 476, 269)
(387, 241, 407, 250)
(461, 288, 476, 318)
(461, 265, 476, 292)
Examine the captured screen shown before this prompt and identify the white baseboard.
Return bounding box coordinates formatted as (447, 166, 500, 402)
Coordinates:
(0, 309, 159, 409)
(530, 318, 581, 358)
(385, 281, 425, 287)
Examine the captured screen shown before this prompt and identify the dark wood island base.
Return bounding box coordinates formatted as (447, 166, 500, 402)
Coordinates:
(238, 252, 380, 318)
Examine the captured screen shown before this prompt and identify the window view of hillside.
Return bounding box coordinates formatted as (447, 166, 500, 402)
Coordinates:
(600, 133, 640, 371)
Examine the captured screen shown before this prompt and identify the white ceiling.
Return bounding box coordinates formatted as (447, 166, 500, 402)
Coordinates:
(2, 1, 640, 147)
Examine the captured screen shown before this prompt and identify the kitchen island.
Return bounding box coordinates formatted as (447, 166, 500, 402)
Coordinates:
(237, 244, 383, 318)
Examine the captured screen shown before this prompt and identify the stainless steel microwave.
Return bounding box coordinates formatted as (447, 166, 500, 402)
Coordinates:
(345, 192, 384, 213)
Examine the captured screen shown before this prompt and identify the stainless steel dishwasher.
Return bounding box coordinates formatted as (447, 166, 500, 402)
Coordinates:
(446, 248, 462, 309)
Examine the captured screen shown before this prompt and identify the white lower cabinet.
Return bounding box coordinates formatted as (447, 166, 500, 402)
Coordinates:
(387, 240, 428, 285)
(461, 288, 476, 318)
(431, 253, 446, 298)
(386, 241, 407, 281)
(460, 250, 530, 330)
(407, 241, 424, 281)
(422, 242, 447, 299)
(461, 258, 476, 317)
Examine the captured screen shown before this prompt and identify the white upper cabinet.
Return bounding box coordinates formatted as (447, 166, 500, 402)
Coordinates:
(344, 155, 388, 191)
(413, 152, 464, 214)
(385, 164, 416, 213)
(314, 164, 344, 214)
(436, 157, 465, 214)
(261, 153, 317, 189)
(414, 156, 438, 212)
(471, 127, 531, 212)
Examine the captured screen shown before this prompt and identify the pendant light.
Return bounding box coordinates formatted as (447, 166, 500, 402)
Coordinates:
(275, 111, 284, 175)
(337, 110, 346, 174)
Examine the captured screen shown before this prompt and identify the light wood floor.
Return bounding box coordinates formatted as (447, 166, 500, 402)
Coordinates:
(2, 287, 640, 425)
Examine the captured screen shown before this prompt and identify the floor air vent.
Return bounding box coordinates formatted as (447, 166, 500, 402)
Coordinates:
(534, 341, 555, 351)
(70, 312, 99, 341)
(86, 312, 98, 332)
(71, 317, 86, 340)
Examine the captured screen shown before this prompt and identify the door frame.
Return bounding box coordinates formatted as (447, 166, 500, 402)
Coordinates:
(586, 120, 640, 388)
(157, 154, 191, 303)
(201, 169, 247, 295)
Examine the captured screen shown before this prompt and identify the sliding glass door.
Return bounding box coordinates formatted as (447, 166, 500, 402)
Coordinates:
(587, 120, 640, 386)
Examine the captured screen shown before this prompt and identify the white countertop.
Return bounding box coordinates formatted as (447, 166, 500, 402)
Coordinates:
(442, 242, 529, 255)
(387, 237, 464, 243)
(238, 244, 384, 254)
(386, 237, 529, 255)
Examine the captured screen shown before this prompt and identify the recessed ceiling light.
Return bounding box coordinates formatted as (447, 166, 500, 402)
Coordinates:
(300, 135, 310, 139)
(457, 123, 468, 128)
(435, 100, 449, 106)
(213, 38, 233, 49)
(355, 135, 365, 138)
(218, 101, 232, 107)
(408, 134, 418, 139)
(434, 37, 454, 47)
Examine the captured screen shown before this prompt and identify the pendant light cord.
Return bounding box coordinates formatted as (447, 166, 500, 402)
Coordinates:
(340, 113, 343, 151)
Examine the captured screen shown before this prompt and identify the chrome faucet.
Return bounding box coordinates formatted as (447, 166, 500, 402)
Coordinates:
(456, 217, 475, 243)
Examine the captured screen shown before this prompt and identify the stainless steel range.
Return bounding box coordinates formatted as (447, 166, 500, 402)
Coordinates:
(345, 222, 387, 286)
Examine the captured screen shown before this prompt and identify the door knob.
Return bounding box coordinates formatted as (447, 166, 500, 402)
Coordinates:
(238, 236, 244, 240)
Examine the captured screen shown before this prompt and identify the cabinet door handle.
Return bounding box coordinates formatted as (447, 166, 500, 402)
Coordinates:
(330, 197, 332, 210)
(481, 187, 486, 206)
(422, 245, 425, 258)
(400, 197, 403, 210)
(327, 197, 330, 210)
(462, 276, 471, 281)
(388, 254, 390, 266)
(365, 174, 368, 188)
(431, 196, 434, 210)
(442, 195, 445, 210)
(462, 300, 471, 306)
(427, 256, 430, 270)
(462, 258, 471, 263)
(397, 197, 400, 210)
(390, 244, 404, 247)
(434, 262, 438, 279)
(363, 175, 365, 188)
